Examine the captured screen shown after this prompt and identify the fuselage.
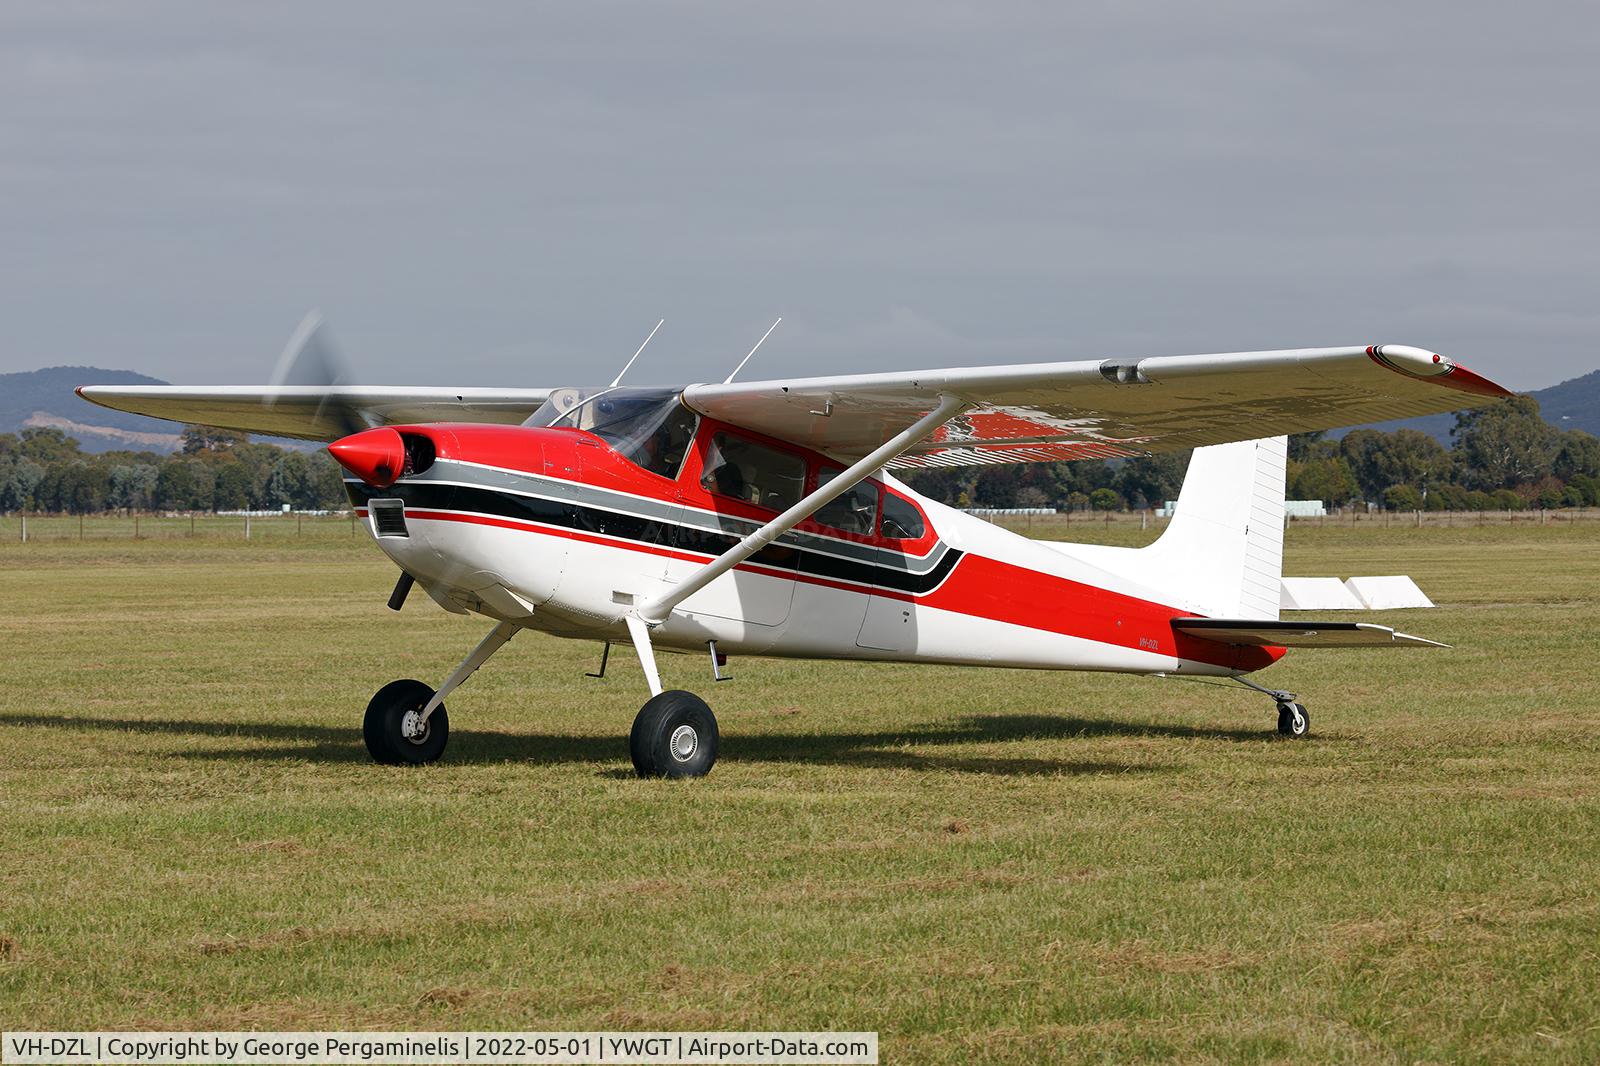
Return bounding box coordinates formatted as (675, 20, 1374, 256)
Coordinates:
(345, 418, 1281, 679)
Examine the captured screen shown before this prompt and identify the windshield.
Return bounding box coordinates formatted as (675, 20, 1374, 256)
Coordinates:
(525, 387, 699, 479)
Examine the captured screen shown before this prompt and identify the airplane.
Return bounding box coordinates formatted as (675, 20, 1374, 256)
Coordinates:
(79, 326, 1513, 778)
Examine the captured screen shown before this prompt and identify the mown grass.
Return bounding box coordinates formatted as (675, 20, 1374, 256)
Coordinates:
(1, 524, 1597, 1063)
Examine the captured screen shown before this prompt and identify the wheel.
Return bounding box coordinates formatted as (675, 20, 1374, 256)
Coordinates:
(630, 690, 718, 778)
(364, 678, 449, 765)
(1276, 701, 1309, 738)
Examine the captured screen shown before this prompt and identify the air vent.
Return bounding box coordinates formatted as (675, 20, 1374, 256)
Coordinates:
(370, 499, 409, 538)
(401, 433, 437, 476)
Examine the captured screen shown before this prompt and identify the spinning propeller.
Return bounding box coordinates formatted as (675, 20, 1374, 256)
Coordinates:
(269, 311, 405, 490)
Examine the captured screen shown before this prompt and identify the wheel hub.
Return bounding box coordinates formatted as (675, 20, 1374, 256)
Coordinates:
(669, 723, 698, 762)
(400, 708, 430, 743)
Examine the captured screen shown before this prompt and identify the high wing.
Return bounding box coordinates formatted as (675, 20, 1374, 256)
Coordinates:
(680, 344, 1513, 467)
(76, 385, 553, 441)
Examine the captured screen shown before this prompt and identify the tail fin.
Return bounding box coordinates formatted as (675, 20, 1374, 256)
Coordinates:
(1037, 436, 1286, 620)
(1143, 436, 1286, 619)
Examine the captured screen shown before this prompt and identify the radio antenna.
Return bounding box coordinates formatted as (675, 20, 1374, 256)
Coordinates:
(610, 319, 665, 387)
(724, 317, 781, 384)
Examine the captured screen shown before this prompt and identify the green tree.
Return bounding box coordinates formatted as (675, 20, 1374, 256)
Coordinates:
(106, 464, 159, 510)
(0, 456, 45, 512)
(212, 462, 256, 510)
(1341, 429, 1451, 502)
(155, 459, 216, 511)
(18, 427, 81, 464)
(1116, 452, 1189, 510)
(1288, 432, 1328, 462)
(1382, 484, 1422, 511)
(1554, 430, 1600, 482)
(1088, 487, 1122, 511)
(180, 425, 250, 455)
(1288, 457, 1362, 508)
(1452, 395, 1557, 490)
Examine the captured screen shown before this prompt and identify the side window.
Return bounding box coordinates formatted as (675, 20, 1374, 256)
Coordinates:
(700, 432, 806, 512)
(814, 469, 879, 535)
(880, 493, 926, 540)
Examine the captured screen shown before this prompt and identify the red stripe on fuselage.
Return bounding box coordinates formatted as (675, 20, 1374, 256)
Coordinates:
(367, 506, 1276, 671)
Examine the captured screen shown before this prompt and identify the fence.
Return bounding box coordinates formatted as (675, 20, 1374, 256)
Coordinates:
(1, 512, 363, 543)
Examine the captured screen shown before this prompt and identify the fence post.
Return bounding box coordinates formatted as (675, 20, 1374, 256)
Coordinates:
(245, 515, 251, 539)
(190, 514, 195, 537)
(297, 513, 302, 536)
(134, 513, 139, 539)
(19, 514, 25, 543)
(79, 513, 84, 540)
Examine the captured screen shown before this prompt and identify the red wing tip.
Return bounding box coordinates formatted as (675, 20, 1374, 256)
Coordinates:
(1440, 363, 1516, 399)
(74, 385, 86, 397)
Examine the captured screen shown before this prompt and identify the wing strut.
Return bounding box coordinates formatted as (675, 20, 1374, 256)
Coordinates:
(635, 393, 969, 626)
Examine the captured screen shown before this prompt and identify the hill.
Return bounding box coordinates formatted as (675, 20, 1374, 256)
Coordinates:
(1339, 367, 1600, 443)
(1, 366, 182, 453)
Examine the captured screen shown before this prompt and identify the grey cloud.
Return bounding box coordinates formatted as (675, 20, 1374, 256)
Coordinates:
(0, 1, 1595, 391)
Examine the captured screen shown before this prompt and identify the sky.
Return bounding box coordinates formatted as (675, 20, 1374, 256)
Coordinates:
(1, 2, 1596, 391)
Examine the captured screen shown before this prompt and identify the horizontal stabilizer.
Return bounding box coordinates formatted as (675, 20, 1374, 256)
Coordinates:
(1173, 618, 1448, 649)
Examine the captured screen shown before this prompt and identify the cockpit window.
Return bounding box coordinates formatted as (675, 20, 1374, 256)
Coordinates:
(880, 493, 926, 540)
(814, 469, 879, 535)
(526, 387, 698, 479)
(700, 432, 805, 512)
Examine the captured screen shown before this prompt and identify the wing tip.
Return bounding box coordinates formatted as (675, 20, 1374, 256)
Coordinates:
(1365, 344, 1514, 400)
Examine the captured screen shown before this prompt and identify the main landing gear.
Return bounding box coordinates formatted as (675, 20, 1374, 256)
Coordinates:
(630, 690, 719, 778)
(361, 615, 722, 776)
(1233, 674, 1311, 739)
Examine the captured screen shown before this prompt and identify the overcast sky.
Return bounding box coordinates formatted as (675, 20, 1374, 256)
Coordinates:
(2, 2, 1596, 390)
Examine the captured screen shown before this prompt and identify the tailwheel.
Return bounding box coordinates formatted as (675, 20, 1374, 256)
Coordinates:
(1276, 701, 1310, 739)
(630, 690, 718, 778)
(365, 678, 449, 765)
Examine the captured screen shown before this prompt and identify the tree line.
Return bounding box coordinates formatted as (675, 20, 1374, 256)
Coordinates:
(2, 394, 1595, 515)
(0, 426, 348, 514)
(900, 395, 1600, 512)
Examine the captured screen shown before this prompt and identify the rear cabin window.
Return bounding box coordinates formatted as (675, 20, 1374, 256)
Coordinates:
(880, 493, 926, 540)
(700, 432, 805, 512)
(814, 470, 879, 536)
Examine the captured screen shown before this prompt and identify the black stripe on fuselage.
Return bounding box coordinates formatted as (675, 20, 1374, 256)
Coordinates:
(347, 480, 962, 595)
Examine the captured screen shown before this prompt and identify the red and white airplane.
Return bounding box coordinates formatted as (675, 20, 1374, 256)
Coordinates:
(80, 326, 1512, 777)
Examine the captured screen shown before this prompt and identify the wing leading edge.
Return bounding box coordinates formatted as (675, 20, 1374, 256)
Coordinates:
(76, 385, 553, 441)
(680, 344, 1513, 467)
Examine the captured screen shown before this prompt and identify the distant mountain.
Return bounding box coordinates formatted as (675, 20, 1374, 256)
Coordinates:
(1335, 367, 1600, 443)
(1, 366, 183, 453)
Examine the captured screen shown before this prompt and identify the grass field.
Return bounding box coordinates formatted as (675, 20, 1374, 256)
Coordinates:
(1, 521, 1598, 1063)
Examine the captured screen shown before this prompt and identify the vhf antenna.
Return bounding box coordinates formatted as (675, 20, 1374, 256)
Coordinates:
(610, 319, 665, 387)
(724, 317, 782, 384)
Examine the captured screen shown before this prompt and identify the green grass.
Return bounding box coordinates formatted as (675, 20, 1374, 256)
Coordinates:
(1, 524, 1597, 1063)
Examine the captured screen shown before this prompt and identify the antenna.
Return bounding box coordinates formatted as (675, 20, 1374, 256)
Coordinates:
(723, 317, 781, 384)
(610, 319, 665, 387)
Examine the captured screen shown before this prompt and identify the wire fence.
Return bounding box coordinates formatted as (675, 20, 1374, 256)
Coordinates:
(0, 512, 364, 543)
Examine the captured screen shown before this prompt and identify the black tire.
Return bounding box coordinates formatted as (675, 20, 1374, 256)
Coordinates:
(364, 678, 449, 765)
(630, 690, 718, 778)
(1276, 701, 1310, 738)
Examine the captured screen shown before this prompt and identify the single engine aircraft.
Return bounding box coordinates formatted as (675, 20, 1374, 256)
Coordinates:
(79, 323, 1513, 777)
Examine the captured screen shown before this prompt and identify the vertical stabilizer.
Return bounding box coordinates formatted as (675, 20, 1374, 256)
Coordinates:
(1036, 436, 1287, 621)
(1143, 436, 1286, 619)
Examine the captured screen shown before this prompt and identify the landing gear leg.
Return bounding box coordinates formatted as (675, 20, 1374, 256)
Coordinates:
(364, 620, 519, 764)
(623, 614, 719, 778)
(1232, 674, 1311, 739)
